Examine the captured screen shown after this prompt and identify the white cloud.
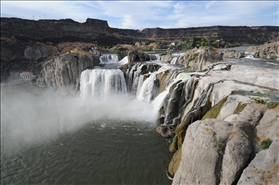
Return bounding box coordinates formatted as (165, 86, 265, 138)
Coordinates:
(122, 14, 134, 28)
(1, 1, 278, 29)
(205, 1, 216, 9)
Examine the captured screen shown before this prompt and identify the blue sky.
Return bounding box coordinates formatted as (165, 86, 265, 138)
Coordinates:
(1, 1, 278, 29)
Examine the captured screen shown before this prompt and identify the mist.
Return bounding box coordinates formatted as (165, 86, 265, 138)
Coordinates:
(1, 84, 158, 156)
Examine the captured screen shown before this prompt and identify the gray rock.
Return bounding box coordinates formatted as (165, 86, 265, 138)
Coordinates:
(172, 119, 232, 185)
(161, 54, 173, 63)
(254, 109, 279, 153)
(24, 45, 51, 60)
(127, 50, 155, 63)
(223, 49, 245, 58)
(36, 53, 98, 95)
(237, 139, 279, 185)
(172, 103, 266, 185)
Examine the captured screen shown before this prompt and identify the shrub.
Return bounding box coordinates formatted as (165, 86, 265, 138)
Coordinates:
(270, 55, 278, 60)
(260, 138, 272, 150)
(160, 51, 167, 56)
(115, 49, 121, 57)
(267, 101, 279, 109)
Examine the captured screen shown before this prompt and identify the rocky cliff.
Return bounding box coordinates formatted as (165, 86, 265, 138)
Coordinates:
(122, 47, 279, 184)
(1, 17, 278, 82)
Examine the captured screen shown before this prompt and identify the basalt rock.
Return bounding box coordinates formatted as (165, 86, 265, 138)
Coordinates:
(127, 50, 156, 63)
(36, 52, 99, 95)
(222, 49, 245, 58)
(246, 41, 279, 59)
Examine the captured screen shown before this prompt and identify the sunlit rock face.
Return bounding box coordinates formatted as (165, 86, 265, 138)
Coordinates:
(246, 41, 279, 59)
(36, 53, 99, 95)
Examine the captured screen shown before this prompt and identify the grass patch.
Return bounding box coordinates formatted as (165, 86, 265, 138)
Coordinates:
(184, 66, 195, 72)
(267, 101, 279, 109)
(233, 103, 247, 114)
(270, 55, 278, 60)
(260, 138, 272, 150)
(160, 51, 167, 56)
(202, 96, 228, 120)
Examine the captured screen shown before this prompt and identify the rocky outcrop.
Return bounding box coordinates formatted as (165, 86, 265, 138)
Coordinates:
(177, 48, 223, 71)
(160, 54, 173, 63)
(36, 52, 99, 95)
(237, 139, 279, 185)
(246, 41, 279, 59)
(127, 50, 156, 63)
(222, 49, 245, 58)
(172, 103, 266, 185)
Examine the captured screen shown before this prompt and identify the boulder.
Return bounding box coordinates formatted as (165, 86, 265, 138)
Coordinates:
(223, 49, 245, 58)
(161, 54, 173, 63)
(254, 109, 279, 152)
(127, 50, 156, 63)
(237, 139, 279, 185)
(36, 53, 99, 95)
(172, 103, 266, 185)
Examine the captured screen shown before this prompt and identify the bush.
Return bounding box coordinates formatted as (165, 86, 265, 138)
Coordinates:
(267, 101, 279, 109)
(115, 49, 121, 57)
(160, 51, 167, 56)
(270, 55, 278, 60)
(260, 138, 272, 150)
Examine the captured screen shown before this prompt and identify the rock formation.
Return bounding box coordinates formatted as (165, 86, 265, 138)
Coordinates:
(120, 46, 278, 185)
(246, 41, 279, 59)
(36, 52, 99, 95)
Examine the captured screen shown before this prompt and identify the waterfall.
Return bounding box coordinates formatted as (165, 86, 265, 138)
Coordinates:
(119, 56, 129, 65)
(245, 54, 254, 59)
(80, 69, 127, 99)
(170, 57, 178, 65)
(137, 65, 172, 103)
(137, 73, 158, 103)
(99, 54, 119, 64)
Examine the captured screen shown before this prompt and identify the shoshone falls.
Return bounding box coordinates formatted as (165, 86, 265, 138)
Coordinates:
(1, 45, 279, 185)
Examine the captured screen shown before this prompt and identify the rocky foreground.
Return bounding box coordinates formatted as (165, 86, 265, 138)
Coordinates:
(121, 45, 279, 184)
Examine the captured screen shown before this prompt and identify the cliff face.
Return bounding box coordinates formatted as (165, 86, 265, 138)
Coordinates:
(1, 17, 278, 82)
(1, 18, 278, 46)
(141, 26, 279, 44)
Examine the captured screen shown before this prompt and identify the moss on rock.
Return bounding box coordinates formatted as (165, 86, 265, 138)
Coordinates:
(202, 96, 228, 120)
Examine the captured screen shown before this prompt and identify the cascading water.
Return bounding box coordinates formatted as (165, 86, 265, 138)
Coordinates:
(80, 69, 127, 99)
(99, 54, 119, 64)
(170, 57, 178, 65)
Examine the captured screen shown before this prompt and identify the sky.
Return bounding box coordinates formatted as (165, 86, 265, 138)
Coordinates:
(1, 1, 278, 29)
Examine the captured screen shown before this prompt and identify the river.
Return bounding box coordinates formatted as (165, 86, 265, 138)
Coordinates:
(1, 84, 172, 185)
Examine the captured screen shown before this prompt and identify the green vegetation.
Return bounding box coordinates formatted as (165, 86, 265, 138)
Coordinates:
(160, 51, 167, 56)
(266, 101, 279, 109)
(233, 103, 247, 114)
(202, 96, 228, 120)
(229, 49, 236, 52)
(260, 138, 272, 150)
(115, 49, 121, 57)
(184, 66, 195, 72)
(214, 137, 225, 155)
(270, 55, 278, 60)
